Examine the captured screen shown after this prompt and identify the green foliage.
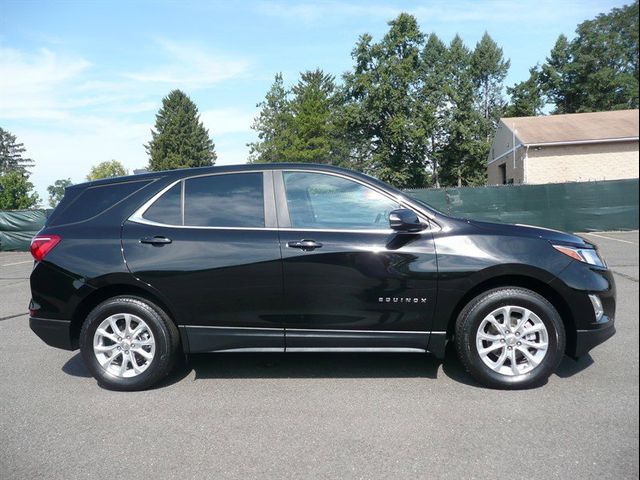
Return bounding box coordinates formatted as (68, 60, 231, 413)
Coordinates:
(250, 3, 635, 188)
(471, 32, 510, 140)
(0, 171, 40, 209)
(0, 128, 34, 175)
(286, 69, 347, 164)
(342, 14, 429, 188)
(47, 178, 73, 208)
(146, 90, 217, 171)
(249, 71, 347, 166)
(540, 1, 639, 113)
(86, 160, 128, 181)
(505, 67, 545, 117)
(248, 73, 292, 163)
(439, 35, 488, 187)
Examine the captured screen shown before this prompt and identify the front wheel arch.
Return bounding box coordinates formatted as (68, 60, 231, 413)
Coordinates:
(446, 275, 576, 354)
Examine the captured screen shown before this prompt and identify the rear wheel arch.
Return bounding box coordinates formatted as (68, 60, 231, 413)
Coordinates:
(70, 283, 180, 349)
(447, 274, 576, 353)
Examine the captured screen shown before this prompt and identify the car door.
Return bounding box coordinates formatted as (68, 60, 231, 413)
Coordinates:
(275, 170, 438, 351)
(121, 170, 284, 352)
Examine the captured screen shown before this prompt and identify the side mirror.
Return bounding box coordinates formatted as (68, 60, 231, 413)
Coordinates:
(389, 209, 426, 233)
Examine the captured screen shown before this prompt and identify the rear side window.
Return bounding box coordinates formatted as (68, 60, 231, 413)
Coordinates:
(143, 183, 182, 225)
(141, 173, 265, 228)
(48, 180, 151, 226)
(184, 173, 264, 227)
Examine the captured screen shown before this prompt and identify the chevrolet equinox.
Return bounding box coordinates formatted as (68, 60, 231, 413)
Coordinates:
(29, 164, 616, 390)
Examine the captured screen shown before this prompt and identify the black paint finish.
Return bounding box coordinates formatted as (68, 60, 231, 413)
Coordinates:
(29, 163, 616, 359)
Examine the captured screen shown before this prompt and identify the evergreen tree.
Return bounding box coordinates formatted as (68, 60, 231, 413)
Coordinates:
(0, 171, 39, 209)
(440, 36, 486, 187)
(248, 73, 293, 163)
(505, 66, 545, 117)
(146, 90, 216, 171)
(86, 160, 128, 181)
(471, 32, 510, 140)
(47, 178, 73, 207)
(0, 128, 34, 175)
(419, 34, 449, 188)
(284, 69, 346, 164)
(343, 13, 428, 188)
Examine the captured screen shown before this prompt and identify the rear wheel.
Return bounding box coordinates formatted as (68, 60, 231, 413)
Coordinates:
(80, 296, 180, 391)
(455, 287, 565, 389)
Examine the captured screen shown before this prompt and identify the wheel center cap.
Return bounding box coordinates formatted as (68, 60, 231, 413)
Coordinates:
(121, 339, 131, 350)
(505, 335, 517, 346)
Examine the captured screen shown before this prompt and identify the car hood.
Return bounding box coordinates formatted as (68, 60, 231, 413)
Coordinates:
(465, 219, 591, 248)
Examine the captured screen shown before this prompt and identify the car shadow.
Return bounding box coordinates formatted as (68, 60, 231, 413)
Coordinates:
(555, 354, 594, 378)
(61, 347, 595, 388)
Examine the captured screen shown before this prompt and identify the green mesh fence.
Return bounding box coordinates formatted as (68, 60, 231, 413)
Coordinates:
(0, 179, 637, 251)
(407, 179, 639, 232)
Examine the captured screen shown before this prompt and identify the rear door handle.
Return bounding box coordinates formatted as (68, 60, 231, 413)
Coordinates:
(287, 239, 323, 251)
(140, 236, 172, 245)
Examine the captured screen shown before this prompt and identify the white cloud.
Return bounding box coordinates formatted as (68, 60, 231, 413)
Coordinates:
(125, 39, 250, 88)
(0, 46, 91, 119)
(200, 107, 257, 136)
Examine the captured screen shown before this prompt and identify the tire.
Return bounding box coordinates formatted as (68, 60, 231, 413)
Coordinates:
(79, 296, 180, 391)
(455, 287, 565, 389)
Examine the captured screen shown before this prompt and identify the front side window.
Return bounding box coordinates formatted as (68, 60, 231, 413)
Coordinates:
(283, 172, 400, 230)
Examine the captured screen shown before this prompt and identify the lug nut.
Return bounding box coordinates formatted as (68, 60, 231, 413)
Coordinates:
(517, 342, 521, 346)
(508, 346, 512, 350)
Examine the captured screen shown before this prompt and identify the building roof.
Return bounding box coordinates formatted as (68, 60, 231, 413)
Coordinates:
(501, 109, 639, 146)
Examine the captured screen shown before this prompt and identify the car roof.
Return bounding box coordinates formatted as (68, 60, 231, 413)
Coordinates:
(69, 163, 388, 191)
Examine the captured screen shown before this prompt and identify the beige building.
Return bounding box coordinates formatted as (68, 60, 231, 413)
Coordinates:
(487, 110, 639, 185)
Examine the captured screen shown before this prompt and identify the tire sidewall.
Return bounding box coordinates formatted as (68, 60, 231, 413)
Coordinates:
(80, 297, 174, 390)
(459, 288, 565, 389)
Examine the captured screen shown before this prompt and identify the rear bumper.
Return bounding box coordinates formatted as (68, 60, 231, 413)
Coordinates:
(571, 321, 616, 358)
(30, 317, 75, 351)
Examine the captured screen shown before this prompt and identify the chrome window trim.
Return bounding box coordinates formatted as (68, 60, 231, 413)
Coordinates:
(127, 168, 440, 233)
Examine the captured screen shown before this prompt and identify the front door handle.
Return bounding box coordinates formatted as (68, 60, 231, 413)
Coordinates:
(140, 236, 172, 245)
(287, 239, 323, 251)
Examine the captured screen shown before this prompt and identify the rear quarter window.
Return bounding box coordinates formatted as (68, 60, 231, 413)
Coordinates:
(48, 180, 151, 226)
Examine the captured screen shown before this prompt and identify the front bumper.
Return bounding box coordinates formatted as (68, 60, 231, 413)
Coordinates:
(573, 321, 616, 358)
(30, 317, 75, 351)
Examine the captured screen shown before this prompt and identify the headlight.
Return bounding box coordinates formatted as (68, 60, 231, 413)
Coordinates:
(553, 245, 607, 268)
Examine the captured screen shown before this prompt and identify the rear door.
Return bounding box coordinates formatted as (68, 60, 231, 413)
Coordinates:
(275, 170, 438, 351)
(121, 171, 284, 352)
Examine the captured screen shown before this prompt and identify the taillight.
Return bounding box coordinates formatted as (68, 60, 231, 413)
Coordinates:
(30, 235, 61, 262)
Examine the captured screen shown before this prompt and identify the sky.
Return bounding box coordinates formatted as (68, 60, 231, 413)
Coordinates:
(0, 0, 629, 202)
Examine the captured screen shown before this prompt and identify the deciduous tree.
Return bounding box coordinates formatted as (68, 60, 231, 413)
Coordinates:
(47, 178, 73, 207)
(86, 160, 128, 181)
(0, 171, 39, 209)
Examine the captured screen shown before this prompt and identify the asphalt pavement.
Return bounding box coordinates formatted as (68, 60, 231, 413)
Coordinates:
(0, 231, 638, 479)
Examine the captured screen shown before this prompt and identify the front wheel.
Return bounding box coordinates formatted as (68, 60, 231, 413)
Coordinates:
(455, 287, 565, 389)
(79, 296, 180, 391)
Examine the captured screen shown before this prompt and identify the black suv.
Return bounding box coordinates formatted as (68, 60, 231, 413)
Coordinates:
(29, 164, 616, 390)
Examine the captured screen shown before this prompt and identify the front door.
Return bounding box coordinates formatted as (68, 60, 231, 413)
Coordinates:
(122, 171, 284, 352)
(276, 170, 438, 350)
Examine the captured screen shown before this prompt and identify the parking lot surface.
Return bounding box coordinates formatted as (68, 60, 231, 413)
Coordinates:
(1, 231, 638, 479)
